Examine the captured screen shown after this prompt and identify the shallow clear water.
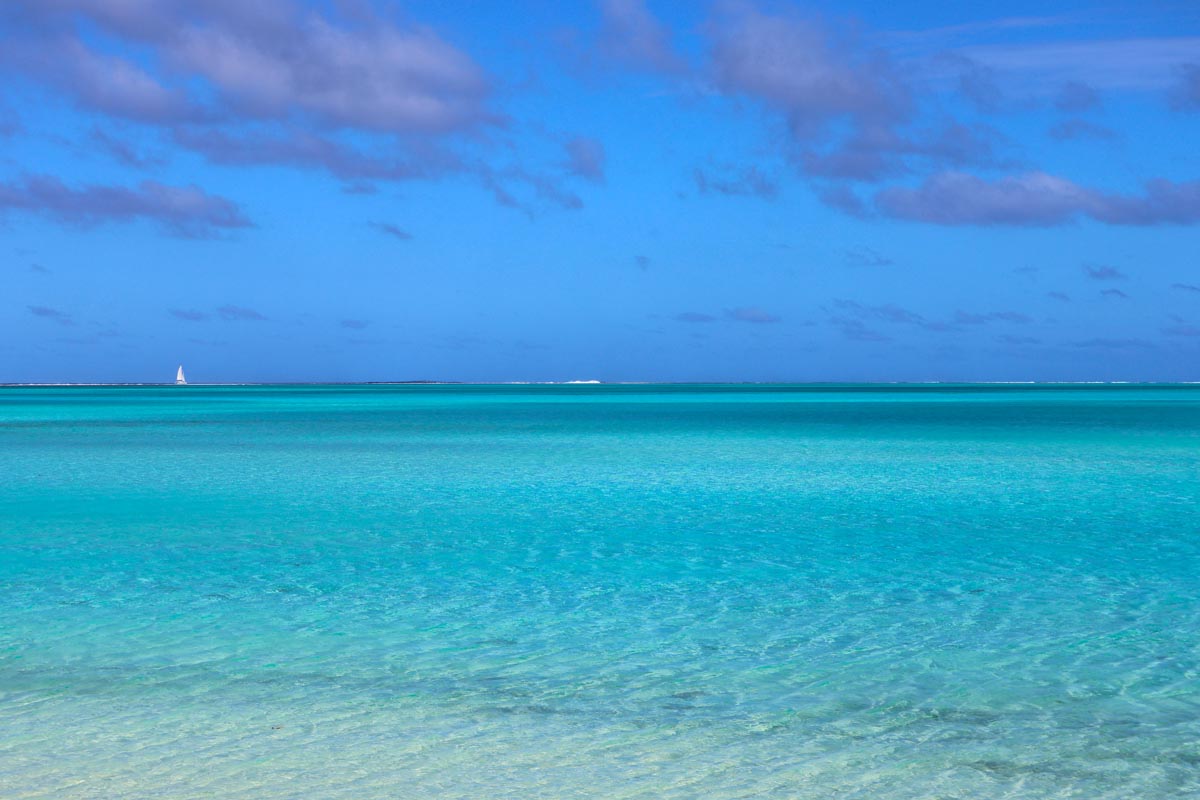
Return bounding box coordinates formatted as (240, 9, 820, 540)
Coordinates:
(2, 384, 1199, 799)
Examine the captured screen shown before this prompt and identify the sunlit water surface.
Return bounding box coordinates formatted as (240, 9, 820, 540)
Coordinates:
(2, 384, 1198, 798)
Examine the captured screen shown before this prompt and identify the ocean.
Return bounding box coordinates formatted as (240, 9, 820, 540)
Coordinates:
(2, 384, 1198, 798)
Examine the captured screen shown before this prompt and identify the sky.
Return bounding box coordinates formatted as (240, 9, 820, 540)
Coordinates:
(2, 0, 1199, 383)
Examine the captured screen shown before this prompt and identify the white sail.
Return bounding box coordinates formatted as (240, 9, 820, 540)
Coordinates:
(176, 365, 187, 385)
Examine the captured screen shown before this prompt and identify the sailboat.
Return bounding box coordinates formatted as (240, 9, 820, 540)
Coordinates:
(176, 365, 187, 385)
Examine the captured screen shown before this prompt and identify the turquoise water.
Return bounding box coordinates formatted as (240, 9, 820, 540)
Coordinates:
(2, 384, 1199, 799)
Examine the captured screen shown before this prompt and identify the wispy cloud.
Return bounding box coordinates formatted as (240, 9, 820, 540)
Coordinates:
(169, 309, 210, 321)
(1165, 322, 1200, 337)
(1048, 119, 1117, 142)
(710, 6, 908, 138)
(1101, 288, 1130, 299)
(0, 1, 606, 216)
(481, 166, 584, 212)
(800, 121, 1008, 183)
(371, 222, 413, 241)
(1169, 63, 1200, 111)
(576, 3, 1200, 233)
(0, 174, 250, 236)
(0, 104, 22, 138)
(954, 37, 1200, 92)
(1084, 264, 1126, 280)
(564, 136, 606, 183)
(176, 126, 584, 212)
(673, 311, 717, 323)
(2, 1, 496, 135)
(694, 165, 778, 199)
(217, 305, 266, 321)
(833, 299, 942, 328)
(954, 310, 1032, 324)
(1074, 337, 1154, 350)
(876, 172, 1200, 227)
(1054, 80, 1101, 112)
(692, 6, 1022, 187)
(28, 305, 72, 325)
(727, 307, 781, 323)
(1171, 282, 1200, 293)
(1, 32, 201, 124)
(844, 247, 893, 267)
(704, 5, 990, 190)
(90, 127, 165, 169)
(596, 0, 686, 73)
(173, 128, 454, 183)
(833, 299, 1030, 332)
(830, 316, 891, 342)
(815, 184, 868, 217)
(340, 319, 369, 330)
(885, 15, 1074, 50)
(949, 54, 1005, 112)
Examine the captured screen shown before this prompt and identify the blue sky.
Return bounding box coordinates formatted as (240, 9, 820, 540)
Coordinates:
(2, 0, 1199, 382)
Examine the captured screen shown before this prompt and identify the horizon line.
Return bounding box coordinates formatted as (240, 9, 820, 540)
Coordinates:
(4, 381, 1200, 388)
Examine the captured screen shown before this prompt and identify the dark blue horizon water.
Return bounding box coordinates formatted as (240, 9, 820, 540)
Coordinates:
(2, 384, 1199, 798)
